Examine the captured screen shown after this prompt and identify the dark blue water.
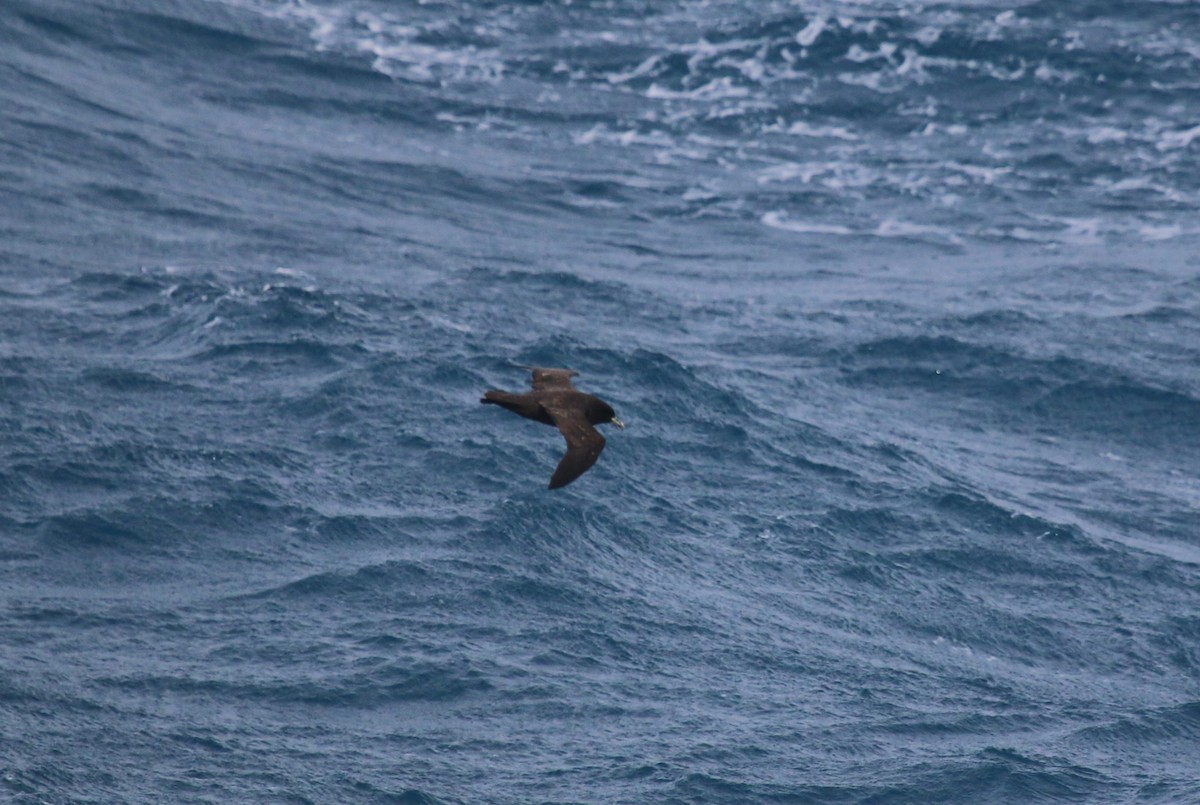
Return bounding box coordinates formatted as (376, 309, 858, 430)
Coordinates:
(3, 1, 1200, 802)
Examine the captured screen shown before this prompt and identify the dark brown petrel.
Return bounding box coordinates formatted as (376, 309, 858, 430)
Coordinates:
(481, 367, 625, 489)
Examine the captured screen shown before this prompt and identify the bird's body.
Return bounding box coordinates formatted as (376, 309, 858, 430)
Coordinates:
(481, 368, 624, 489)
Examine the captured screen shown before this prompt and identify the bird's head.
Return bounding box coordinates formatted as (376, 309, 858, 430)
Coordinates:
(591, 399, 625, 429)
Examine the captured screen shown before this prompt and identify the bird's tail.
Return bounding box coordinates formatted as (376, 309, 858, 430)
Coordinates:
(480, 390, 526, 410)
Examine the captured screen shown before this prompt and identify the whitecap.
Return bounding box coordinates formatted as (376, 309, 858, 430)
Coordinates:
(645, 78, 751, 101)
(1138, 224, 1184, 241)
(758, 162, 816, 184)
(795, 17, 827, 48)
(260, 2, 504, 83)
(682, 186, 719, 202)
(574, 125, 675, 148)
(1033, 61, 1080, 84)
(914, 26, 943, 47)
(845, 42, 898, 64)
(756, 162, 850, 186)
(1059, 217, 1103, 244)
(1003, 227, 1052, 243)
(786, 121, 859, 140)
(1086, 126, 1129, 144)
(761, 211, 853, 235)
(1102, 177, 1156, 193)
(874, 218, 963, 246)
(1157, 124, 1200, 151)
(947, 162, 1011, 184)
(606, 55, 661, 85)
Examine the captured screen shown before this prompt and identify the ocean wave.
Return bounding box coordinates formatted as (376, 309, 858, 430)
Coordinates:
(1033, 381, 1200, 449)
(190, 0, 1200, 246)
(5, 0, 1200, 802)
(1066, 700, 1200, 792)
(36, 510, 171, 549)
(96, 658, 494, 706)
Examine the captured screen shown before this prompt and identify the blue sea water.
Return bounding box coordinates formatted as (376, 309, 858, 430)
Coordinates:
(3, 0, 1200, 802)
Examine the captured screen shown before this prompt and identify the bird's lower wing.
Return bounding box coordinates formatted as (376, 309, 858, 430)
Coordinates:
(546, 408, 606, 489)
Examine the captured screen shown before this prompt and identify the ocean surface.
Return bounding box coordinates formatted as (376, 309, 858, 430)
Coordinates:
(3, 0, 1200, 802)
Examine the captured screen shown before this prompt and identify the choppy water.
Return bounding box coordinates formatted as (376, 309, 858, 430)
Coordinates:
(3, 1, 1200, 803)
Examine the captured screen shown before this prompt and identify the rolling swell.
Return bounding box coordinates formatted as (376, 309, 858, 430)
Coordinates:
(5, 248, 1200, 802)
(4, 0, 1200, 802)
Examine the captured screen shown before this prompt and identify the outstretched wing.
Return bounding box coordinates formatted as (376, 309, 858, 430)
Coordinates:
(544, 405, 606, 489)
(529, 367, 579, 392)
